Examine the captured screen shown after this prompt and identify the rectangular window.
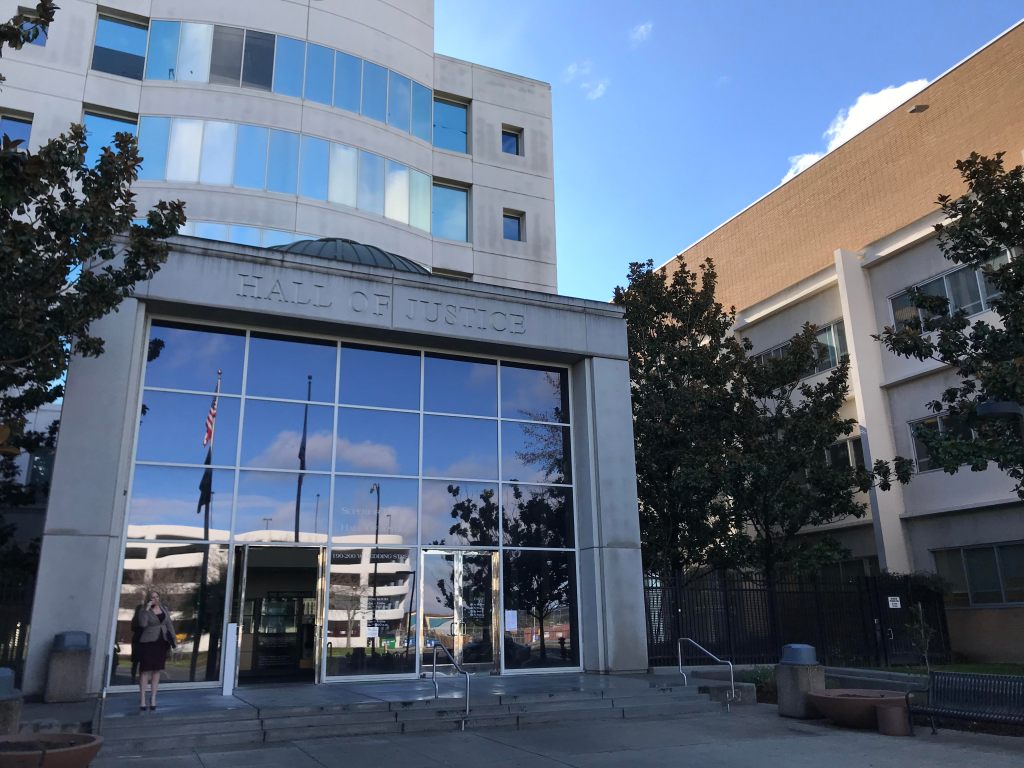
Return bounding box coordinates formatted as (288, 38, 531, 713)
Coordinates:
(384, 160, 409, 224)
(241, 30, 274, 91)
(19, 16, 46, 46)
(304, 44, 333, 105)
(890, 254, 1015, 330)
(827, 436, 865, 470)
(502, 128, 522, 155)
(209, 25, 244, 86)
(409, 169, 431, 232)
(83, 112, 136, 167)
(982, 251, 1010, 304)
(357, 150, 385, 215)
(933, 549, 969, 607)
(199, 121, 236, 185)
(298, 135, 329, 200)
(137, 115, 170, 180)
(328, 142, 357, 207)
(361, 61, 388, 122)
(910, 416, 939, 473)
(964, 547, 1004, 604)
(273, 36, 305, 97)
(411, 82, 432, 142)
(165, 118, 202, 182)
(333, 52, 361, 113)
(0, 114, 32, 149)
(229, 225, 261, 247)
(92, 15, 147, 80)
(176, 22, 212, 82)
(267, 129, 299, 194)
(890, 291, 918, 330)
(432, 183, 468, 241)
(145, 20, 179, 80)
(433, 98, 468, 153)
(999, 543, 1024, 603)
(387, 71, 411, 132)
(947, 266, 983, 315)
(233, 124, 268, 189)
(503, 211, 523, 241)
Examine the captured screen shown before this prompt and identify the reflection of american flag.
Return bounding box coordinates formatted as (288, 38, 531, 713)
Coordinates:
(202, 370, 222, 447)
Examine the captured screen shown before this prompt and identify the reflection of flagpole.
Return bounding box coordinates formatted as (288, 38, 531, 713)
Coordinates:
(294, 375, 311, 543)
(192, 369, 221, 683)
(370, 482, 381, 655)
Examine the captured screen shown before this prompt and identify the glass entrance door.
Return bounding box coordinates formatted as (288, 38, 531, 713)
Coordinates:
(421, 550, 499, 673)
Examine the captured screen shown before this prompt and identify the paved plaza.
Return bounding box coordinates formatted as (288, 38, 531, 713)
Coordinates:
(92, 704, 1022, 767)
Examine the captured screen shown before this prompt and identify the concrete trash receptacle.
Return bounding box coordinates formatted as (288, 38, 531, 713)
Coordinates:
(776, 644, 825, 719)
(876, 701, 912, 736)
(0, 667, 23, 735)
(44, 632, 91, 703)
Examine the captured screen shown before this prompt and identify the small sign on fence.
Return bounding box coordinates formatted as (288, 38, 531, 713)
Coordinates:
(887, 596, 902, 609)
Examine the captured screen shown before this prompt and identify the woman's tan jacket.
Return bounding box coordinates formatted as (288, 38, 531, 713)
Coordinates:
(133, 604, 177, 645)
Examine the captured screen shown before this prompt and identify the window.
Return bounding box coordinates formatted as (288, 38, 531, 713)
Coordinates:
(384, 160, 409, 224)
(304, 44, 333, 105)
(165, 118, 202, 181)
(411, 82, 432, 142)
(333, 52, 361, 113)
(210, 25, 244, 86)
(357, 150, 385, 215)
(233, 124, 268, 188)
(298, 135, 329, 200)
(19, 12, 47, 46)
(137, 116, 170, 180)
(145, 20, 179, 80)
(503, 211, 523, 241)
(750, 320, 847, 376)
(933, 543, 1024, 607)
(502, 128, 522, 156)
(83, 112, 136, 167)
(0, 114, 32, 149)
(241, 30, 274, 91)
(409, 170, 431, 232)
(361, 61, 388, 122)
(387, 71, 411, 132)
(433, 98, 468, 153)
(432, 183, 468, 242)
(890, 255, 1013, 330)
(273, 36, 305, 98)
(828, 436, 865, 470)
(267, 129, 299, 194)
(909, 413, 973, 473)
(176, 22, 213, 82)
(199, 121, 236, 185)
(328, 142, 357, 207)
(92, 15, 147, 79)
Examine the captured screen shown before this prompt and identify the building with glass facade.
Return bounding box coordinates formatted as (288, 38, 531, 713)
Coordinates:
(8, 1, 647, 695)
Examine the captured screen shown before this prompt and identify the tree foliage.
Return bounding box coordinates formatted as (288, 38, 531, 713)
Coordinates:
(0, 1, 56, 84)
(877, 152, 1024, 498)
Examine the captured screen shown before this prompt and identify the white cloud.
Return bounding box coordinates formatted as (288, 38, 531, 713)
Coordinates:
(782, 79, 929, 182)
(582, 79, 610, 100)
(629, 21, 653, 46)
(335, 438, 398, 474)
(563, 59, 592, 83)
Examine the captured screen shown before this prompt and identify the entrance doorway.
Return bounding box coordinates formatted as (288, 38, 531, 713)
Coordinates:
(234, 546, 321, 684)
(421, 550, 499, 674)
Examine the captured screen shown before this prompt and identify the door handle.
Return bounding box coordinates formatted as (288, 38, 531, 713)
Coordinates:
(886, 628, 894, 640)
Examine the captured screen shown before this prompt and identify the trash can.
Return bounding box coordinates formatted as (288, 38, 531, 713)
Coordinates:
(876, 701, 912, 736)
(0, 667, 22, 735)
(44, 631, 91, 703)
(775, 643, 825, 719)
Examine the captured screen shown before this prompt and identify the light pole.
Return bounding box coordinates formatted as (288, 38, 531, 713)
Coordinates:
(313, 493, 321, 537)
(369, 482, 381, 655)
(262, 516, 272, 531)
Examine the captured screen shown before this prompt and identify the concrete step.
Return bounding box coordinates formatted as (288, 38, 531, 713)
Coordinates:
(98, 728, 263, 756)
(256, 700, 392, 719)
(102, 717, 263, 740)
(264, 719, 402, 742)
(101, 706, 257, 732)
(621, 700, 721, 718)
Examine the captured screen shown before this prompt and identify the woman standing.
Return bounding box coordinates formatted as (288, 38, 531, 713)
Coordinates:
(133, 589, 176, 712)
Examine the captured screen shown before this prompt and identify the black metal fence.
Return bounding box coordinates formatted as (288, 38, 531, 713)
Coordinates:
(0, 576, 34, 686)
(645, 571, 950, 668)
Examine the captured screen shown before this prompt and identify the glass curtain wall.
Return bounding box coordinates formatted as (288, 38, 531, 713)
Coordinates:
(117, 321, 579, 685)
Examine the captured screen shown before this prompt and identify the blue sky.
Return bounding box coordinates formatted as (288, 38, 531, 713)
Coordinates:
(435, 1, 1024, 300)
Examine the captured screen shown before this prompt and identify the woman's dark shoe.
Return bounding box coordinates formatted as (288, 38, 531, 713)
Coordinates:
(149, 705, 157, 711)
(139, 706, 147, 713)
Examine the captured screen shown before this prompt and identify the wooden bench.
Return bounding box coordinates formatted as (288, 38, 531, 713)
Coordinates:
(906, 670, 1024, 735)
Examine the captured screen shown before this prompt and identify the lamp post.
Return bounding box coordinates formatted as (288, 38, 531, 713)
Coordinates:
(369, 482, 381, 655)
(313, 493, 321, 537)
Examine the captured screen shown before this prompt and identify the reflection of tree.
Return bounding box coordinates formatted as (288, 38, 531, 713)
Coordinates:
(512, 372, 570, 484)
(330, 575, 371, 649)
(444, 483, 498, 546)
(504, 485, 569, 548)
(504, 550, 570, 662)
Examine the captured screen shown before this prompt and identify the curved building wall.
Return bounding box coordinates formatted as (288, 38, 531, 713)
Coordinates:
(0, 0, 556, 292)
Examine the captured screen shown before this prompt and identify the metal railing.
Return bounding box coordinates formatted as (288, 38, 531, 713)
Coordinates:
(678, 637, 737, 710)
(427, 642, 471, 729)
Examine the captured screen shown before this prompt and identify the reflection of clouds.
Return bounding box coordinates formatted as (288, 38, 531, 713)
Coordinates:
(425, 455, 496, 480)
(502, 369, 561, 421)
(151, 326, 236, 389)
(336, 437, 397, 473)
(248, 429, 332, 469)
(129, 495, 196, 524)
(234, 491, 327, 535)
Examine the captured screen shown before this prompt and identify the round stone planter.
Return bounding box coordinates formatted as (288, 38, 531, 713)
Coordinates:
(805, 689, 907, 730)
(0, 733, 103, 768)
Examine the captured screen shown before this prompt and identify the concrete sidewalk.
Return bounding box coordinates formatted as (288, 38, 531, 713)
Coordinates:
(92, 704, 1023, 768)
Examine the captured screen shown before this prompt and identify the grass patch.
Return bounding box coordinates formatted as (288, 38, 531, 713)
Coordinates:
(735, 665, 777, 703)
(887, 663, 1024, 677)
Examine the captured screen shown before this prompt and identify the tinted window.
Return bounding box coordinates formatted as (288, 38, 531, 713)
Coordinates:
(199, 121, 236, 185)
(339, 345, 420, 409)
(229, 225, 261, 247)
(241, 30, 274, 90)
(210, 25, 244, 86)
(245, 334, 336, 402)
(128, 466, 234, 539)
(361, 61, 387, 122)
(947, 267, 982, 314)
(194, 222, 228, 241)
(333, 52, 361, 113)
(176, 22, 212, 81)
(503, 213, 522, 241)
(384, 160, 409, 224)
(409, 170, 431, 232)
(411, 82, 432, 142)
(933, 549, 968, 607)
(502, 129, 521, 155)
(999, 543, 1024, 602)
(145, 322, 246, 393)
(965, 548, 1003, 604)
(432, 184, 468, 241)
(136, 391, 240, 466)
(424, 355, 496, 416)
(503, 551, 578, 668)
(240, 400, 333, 471)
(299, 136, 329, 200)
(267, 129, 299, 194)
(273, 35, 305, 97)
(304, 44, 333, 104)
(235, 471, 330, 540)
(83, 113, 136, 167)
(328, 142, 357, 207)
(501, 364, 569, 423)
(502, 485, 574, 548)
(421, 480, 498, 546)
(422, 416, 497, 479)
(336, 409, 419, 476)
(233, 124, 268, 189)
(387, 71, 411, 132)
(145, 20, 179, 80)
(137, 116, 170, 181)
(92, 16, 147, 79)
(332, 476, 417, 544)
(357, 150, 384, 215)
(433, 99, 467, 153)
(166, 118, 202, 182)
(502, 423, 571, 484)
(0, 115, 31, 149)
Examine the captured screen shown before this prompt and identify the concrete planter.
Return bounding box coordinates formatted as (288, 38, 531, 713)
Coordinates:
(806, 689, 907, 730)
(0, 733, 103, 768)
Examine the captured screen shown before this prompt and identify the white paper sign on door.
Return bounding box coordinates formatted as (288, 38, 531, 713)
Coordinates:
(504, 610, 518, 631)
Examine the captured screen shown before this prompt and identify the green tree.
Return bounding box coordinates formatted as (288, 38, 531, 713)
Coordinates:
(613, 258, 748, 577)
(876, 152, 1024, 497)
(0, 3, 186, 560)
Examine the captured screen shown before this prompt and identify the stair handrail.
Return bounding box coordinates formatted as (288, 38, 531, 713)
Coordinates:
(428, 641, 471, 727)
(678, 637, 736, 706)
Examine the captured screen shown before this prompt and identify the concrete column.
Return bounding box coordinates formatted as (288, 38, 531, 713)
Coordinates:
(24, 301, 147, 695)
(834, 248, 912, 573)
(571, 357, 648, 673)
